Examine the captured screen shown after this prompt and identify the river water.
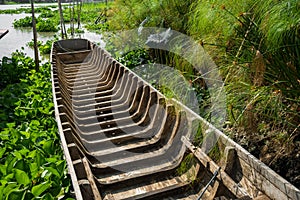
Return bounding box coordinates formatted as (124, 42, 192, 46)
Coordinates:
(0, 3, 104, 59)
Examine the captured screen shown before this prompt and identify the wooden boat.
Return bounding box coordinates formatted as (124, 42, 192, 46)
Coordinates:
(0, 29, 8, 39)
(51, 39, 300, 200)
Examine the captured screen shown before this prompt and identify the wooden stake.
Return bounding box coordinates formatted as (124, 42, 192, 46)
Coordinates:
(30, 0, 39, 71)
(77, 0, 82, 29)
(58, 0, 67, 39)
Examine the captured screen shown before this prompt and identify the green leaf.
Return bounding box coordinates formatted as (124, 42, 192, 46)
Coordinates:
(29, 162, 39, 178)
(6, 157, 17, 174)
(45, 167, 60, 178)
(41, 193, 55, 200)
(18, 148, 30, 156)
(3, 182, 18, 197)
(0, 185, 4, 200)
(12, 151, 22, 159)
(42, 140, 54, 154)
(35, 151, 45, 167)
(6, 123, 15, 129)
(13, 159, 28, 172)
(32, 181, 51, 197)
(5, 188, 26, 200)
(56, 160, 66, 176)
(14, 169, 30, 185)
(0, 147, 6, 158)
(4, 173, 14, 181)
(30, 120, 40, 127)
(0, 164, 6, 176)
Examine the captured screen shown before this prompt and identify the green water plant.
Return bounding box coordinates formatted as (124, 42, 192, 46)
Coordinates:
(13, 16, 35, 28)
(0, 51, 72, 199)
(36, 18, 59, 32)
(27, 37, 58, 55)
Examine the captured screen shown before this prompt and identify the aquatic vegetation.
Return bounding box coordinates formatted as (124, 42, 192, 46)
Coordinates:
(13, 16, 35, 28)
(39, 10, 55, 18)
(0, 52, 72, 199)
(0, 5, 55, 14)
(36, 18, 59, 32)
(27, 37, 58, 55)
(14, 16, 58, 32)
(10, 2, 111, 33)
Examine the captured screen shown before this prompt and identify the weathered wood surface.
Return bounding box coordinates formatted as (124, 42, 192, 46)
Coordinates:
(51, 39, 300, 200)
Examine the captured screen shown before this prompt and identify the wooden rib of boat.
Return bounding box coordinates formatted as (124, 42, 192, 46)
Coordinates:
(51, 39, 300, 200)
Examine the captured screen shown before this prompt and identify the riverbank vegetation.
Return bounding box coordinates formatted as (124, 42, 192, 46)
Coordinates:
(0, 52, 72, 199)
(107, 0, 300, 187)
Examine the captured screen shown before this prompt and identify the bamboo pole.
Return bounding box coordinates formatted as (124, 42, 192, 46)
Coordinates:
(69, 0, 73, 37)
(30, 0, 39, 71)
(58, 0, 67, 39)
(71, 0, 75, 37)
(105, 0, 108, 19)
(77, 0, 82, 29)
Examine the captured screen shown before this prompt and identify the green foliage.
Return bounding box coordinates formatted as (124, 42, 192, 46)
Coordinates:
(0, 6, 55, 14)
(117, 49, 152, 69)
(254, 0, 300, 94)
(39, 10, 55, 18)
(84, 22, 108, 32)
(27, 40, 42, 48)
(188, 0, 253, 43)
(27, 37, 58, 55)
(36, 19, 59, 32)
(0, 51, 33, 90)
(13, 16, 34, 28)
(0, 52, 72, 199)
(67, 28, 85, 34)
(39, 39, 56, 55)
(13, 16, 58, 32)
(24, 6, 53, 14)
(176, 154, 198, 183)
(7, 2, 111, 34)
(109, 0, 193, 32)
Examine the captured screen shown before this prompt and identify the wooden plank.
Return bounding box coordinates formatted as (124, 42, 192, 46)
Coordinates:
(82, 158, 102, 200)
(0, 29, 8, 39)
(181, 136, 250, 199)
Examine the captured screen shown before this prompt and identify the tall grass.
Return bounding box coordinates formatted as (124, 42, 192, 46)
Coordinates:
(108, 0, 193, 32)
(108, 0, 300, 186)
